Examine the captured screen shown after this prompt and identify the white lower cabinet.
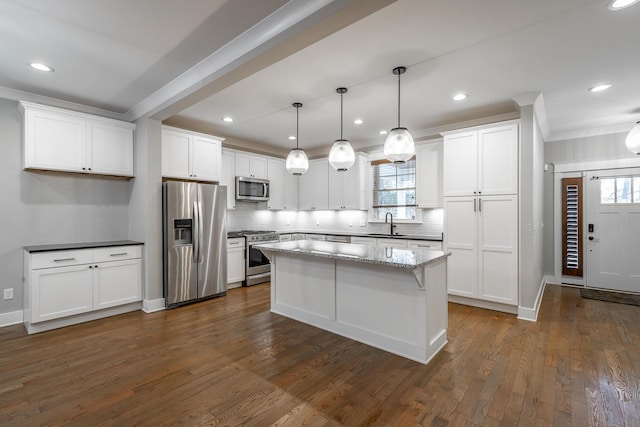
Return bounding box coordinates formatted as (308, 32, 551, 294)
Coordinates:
(227, 238, 245, 288)
(350, 236, 377, 246)
(375, 238, 408, 249)
(444, 195, 518, 306)
(24, 244, 143, 334)
(406, 240, 443, 250)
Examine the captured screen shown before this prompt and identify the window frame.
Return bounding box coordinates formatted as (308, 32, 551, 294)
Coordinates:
(599, 174, 640, 205)
(367, 153, 422, 224)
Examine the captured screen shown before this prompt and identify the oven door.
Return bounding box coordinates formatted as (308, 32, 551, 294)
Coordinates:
(246, 240, 278, 276)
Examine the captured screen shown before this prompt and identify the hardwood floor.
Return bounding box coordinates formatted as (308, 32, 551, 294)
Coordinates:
(1, 284, 639, 426)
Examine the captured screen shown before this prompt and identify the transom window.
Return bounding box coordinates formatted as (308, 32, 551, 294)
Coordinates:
(600, 176, 640, 204)
(371, 158, 416, 220)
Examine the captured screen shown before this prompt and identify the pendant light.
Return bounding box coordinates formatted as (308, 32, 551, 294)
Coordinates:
(329, 87, 356, 171)
(625, 121, 640, 155)
(286, 102, 309, 175)
(383, 66, 415, 163)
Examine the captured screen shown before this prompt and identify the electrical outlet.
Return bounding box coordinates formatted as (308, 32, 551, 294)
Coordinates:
(348, 220, 353, 227)
(316, 219, 320, 226)
(359, 219, 366, 227)
(3, 288, 13, 300)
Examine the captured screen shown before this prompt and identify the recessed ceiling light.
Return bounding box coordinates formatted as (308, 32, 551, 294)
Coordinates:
(354, 119, 363, 125)
(379, 130, 388, 135)
(222, 116, 233, 123)
(608, 0, 640, 10)
(30, 63, 54, 72)
(453, 93, 467, 101)
(288, 135, 296, 140)
(589, 84, 612, 93)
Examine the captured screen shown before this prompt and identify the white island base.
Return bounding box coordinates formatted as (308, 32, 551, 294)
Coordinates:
(264, 248, 448, 365)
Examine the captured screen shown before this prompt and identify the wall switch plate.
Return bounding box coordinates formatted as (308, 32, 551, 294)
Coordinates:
(3, 288, 13, 300)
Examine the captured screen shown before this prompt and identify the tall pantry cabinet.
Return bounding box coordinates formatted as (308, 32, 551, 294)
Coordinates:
(443, 121, 519, 310)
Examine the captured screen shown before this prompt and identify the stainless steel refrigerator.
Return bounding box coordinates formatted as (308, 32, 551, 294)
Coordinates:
(162, 181, 227, 308)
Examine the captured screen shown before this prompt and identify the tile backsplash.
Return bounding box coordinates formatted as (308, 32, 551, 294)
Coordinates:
(227, 203, 443, 237)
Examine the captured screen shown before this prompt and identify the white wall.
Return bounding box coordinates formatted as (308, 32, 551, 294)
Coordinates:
(0, 97, 132, 317)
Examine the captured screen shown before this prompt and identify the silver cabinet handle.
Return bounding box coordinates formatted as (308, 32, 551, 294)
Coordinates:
(54, 258, 76, 262)
(228, 241, 241, 246)
(478, 198, 482, 212)
(473, 199, 477, 212)
(110, 252, 128, 257)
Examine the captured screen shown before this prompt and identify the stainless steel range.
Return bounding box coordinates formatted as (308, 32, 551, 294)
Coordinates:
(230, 230, 279, 286)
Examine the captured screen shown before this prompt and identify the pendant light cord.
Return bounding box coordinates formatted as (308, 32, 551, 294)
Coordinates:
(296, 105, 299, 149)
(340, 92, 344, 140)
(397, 72, 401, 128)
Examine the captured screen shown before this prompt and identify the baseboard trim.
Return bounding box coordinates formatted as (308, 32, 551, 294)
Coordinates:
(142, 298, 165, 313)
(447, 295, 518, 315)
(0, 310, 24, 328)
(518, 277, 547, 322)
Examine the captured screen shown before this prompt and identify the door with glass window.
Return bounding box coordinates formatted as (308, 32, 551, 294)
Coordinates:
(585, 169, 640, 292)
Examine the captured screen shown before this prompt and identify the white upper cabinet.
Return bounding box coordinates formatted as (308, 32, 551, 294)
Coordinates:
(267, 158, 284, 210)
(328, 153, 368, 210)
(162, 126, 223, 182)
(20, 101, 135, 177)
(235, 152, 267, 179)
(443, 122, 518, 197)
(416, 140, 443, 208)
(299, 158, 329, 210)
(283, 168, 299, 211)
(220, 149, 236, 209)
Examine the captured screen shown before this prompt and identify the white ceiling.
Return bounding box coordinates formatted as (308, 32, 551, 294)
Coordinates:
(2, 0, 639, 155)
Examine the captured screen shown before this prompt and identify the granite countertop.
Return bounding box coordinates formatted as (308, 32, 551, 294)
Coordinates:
(255, 240, 449, 269)
(278, 231, 443, 242)
(24, 240, 144, 253)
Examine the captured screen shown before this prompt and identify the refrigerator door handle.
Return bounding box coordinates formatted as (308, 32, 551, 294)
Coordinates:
(198, 201, 204, 263)
(193, 201, 199, 263)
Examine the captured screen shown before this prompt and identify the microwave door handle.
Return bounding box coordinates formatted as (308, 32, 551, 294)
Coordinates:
(263, 182, 268, 197)
(193, 201, 199, 263)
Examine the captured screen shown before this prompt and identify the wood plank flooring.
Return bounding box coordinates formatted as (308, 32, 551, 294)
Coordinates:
(1, 284, 639, 426)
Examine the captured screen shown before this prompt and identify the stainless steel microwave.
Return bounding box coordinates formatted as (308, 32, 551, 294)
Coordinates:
(235, 176, 270, 201)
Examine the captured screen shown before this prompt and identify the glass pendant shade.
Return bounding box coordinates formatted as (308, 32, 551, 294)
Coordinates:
(384, 127, 415, 163)
(286, 148, 309, 175)
(286, 102, 309, 175)
(625, 121, 640, 155)
(329, 139, 355, 171)
(384, 66, 415, 163)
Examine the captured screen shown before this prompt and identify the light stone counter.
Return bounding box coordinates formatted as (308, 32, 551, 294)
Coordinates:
(254, 240, 449, 271)
(257, 240, 450, 364)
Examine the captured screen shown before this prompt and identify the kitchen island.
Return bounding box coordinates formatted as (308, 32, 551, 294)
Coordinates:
(256, 240, 450, 364)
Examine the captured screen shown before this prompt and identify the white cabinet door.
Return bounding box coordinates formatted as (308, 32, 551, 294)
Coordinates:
(227, 238, 245, 285)
(444, 197, 478, 298)
(24, 107, 86, 173)
(376, 238, 407, 248)
(328, 153, 367, 210)
(31, 265, 93, 323)
(93, 259, 142, 310)
(191, 136, 221, 182)
(283, 168, 299, 211)
(162, 130, 191, 179)
(87, 120, 134, 176)
(267, 158, 284, 210)
(220, 149, 236, 209)
(299, 159, 328, 210)
(416, 141, 443, 208)
(478, 195, 518, 305)
(478, 124, 518, 195)
(443, 131, 477, 197)
(235, 152, 267, 179)
(306, 234, 326, 241)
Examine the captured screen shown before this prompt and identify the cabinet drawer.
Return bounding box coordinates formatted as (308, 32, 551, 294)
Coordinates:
(93, 245, 141, 263)
(406, 240, 443, 250)
(227, 238, 245, 248)
(31, 250, 92, 270)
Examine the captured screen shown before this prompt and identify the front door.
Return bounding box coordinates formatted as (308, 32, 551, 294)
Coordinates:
(585, 169, 640, 292)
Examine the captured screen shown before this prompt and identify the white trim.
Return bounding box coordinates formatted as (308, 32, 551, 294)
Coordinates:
(440, 118, 521, 137)
(553, 157, 640, 173)
(447, 295, 518, 315)
(0, 310, 24, 328)
(142, 298, 166, 313)
(25, 303, 141, 334)
(546, 123, 633, 142)
(517, 278, 546, 322)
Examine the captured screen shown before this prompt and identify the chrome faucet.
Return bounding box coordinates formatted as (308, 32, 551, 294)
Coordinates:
(384, 212, 396, 236)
